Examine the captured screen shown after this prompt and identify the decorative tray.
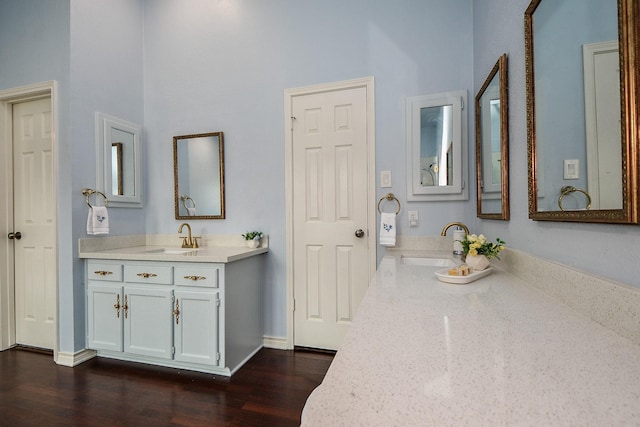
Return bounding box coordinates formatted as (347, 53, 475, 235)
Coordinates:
(435, 267, 493, 285)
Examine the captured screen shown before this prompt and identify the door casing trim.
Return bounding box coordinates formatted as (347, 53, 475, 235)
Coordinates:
(283, 76, 376, 349)
(0, 81, 58, 362)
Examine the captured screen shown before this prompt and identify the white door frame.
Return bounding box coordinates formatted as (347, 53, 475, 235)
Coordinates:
(0, 81, 58, 361)
(284, 77, 376, 350)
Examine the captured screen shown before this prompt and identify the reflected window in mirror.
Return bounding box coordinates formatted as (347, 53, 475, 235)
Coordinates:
(525, 0, 640, 223)
(476, 54, 509, 220)
(174, 132, 225, 220)
(406, 90, 468, 201)
(95, 113, 143, 207)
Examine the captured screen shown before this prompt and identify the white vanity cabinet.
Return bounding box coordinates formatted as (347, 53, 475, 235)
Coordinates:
(85, 255, 262, 376)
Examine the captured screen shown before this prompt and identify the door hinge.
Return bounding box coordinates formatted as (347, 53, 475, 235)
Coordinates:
(216, 296, 221, 307)
(461, 97, 464, 110)
(216, 352, 221, 362)
(171, 295, 175, 303)
(293, 298, 296, 312)
(171, 346, 175, 355)
(462, 180, 466, 189)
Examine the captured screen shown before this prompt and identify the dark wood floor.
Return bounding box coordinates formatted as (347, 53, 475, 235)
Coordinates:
(0, 347, 334, 427)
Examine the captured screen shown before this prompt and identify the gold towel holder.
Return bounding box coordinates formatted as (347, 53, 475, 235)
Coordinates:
(558, 186, 591, 211)
(180, 195, 196, 209)
(82, 188, 109, 208)
(377, 193, 401, 214)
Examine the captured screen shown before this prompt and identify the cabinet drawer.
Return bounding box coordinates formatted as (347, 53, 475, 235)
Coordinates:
(174, 266, 219, 288)
(124, 265, 173, 285)
(87, 262, 123, 282)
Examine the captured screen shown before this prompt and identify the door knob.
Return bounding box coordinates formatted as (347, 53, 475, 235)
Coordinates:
(354, 229, 365, 238)
(8, 232, 22, 240)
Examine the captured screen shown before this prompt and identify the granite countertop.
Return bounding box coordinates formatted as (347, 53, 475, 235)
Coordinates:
(301, 252, 640, 426)
(78, 234, 268, 263)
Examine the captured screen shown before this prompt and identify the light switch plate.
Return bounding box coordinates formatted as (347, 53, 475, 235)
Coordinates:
(564, 159, 579, 179)
(380, 170, 392, 188)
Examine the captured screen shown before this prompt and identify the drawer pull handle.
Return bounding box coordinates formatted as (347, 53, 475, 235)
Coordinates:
(94, 270, 113, 276)
(184, 275, 206, 281)
(114, 294, 121, 318)
(136, 272, 158, 279)
(123, 295, 129, 319)
(173, 299, 180, 325)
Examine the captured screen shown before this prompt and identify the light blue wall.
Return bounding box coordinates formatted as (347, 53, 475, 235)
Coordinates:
(142, 0, 474, 338)
(4, 0, 639, 352)
(473, 0, 640, 287)
(68, 0, 145, 350)
(0, 0, 74, 351)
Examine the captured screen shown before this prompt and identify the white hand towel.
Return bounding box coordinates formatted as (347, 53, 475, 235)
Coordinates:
(87, 206, 109, 235)
(379, 212, 396, 247)
(186, 207, 197, 216)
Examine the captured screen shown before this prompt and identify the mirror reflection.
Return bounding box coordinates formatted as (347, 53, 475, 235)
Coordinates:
(174, 132, 225, 219)
(420, 105, 453, 187)
(525, 0, 640, 223)
(476, 54, 509, 220)
(111, 143, 123, 195)
(110, 126, 136, 197)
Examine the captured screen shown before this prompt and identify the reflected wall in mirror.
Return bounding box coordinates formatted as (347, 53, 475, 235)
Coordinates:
(95, 113, 143, 207)
(525, 0, 639, 223)
(476, 53, 509, 220)
(173, 132, 225, 219)
(406, 90, 468, 201)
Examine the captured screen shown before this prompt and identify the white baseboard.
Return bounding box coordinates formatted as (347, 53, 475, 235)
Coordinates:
(56, 349, 97, 367)
(263, 335, 289, 350)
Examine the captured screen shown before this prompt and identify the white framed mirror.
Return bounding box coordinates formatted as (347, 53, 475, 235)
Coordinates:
(406, 90, 468, 201)
(95, 112, 143, 207)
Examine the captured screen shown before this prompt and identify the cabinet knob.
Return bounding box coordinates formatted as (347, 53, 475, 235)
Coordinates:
(123, 295, 129, 319)
(136, 272, 158, 279)
(184, 275, 206, 281)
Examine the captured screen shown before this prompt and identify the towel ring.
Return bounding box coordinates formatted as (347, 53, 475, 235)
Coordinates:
(82, 188, 109, 208)
(558, 186, 591, 211)
(377, 193, 401, 214)
(180, 195, 196, 209)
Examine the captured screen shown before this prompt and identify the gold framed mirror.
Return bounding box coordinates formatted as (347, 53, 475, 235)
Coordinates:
(173, 131, 225, 220)
(525, 0, 639, 223)
(476, 54, 509, 220)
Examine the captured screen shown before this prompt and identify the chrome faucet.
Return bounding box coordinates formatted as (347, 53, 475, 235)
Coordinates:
(441, 222, 469, 256)
(178, 223, 199, 248)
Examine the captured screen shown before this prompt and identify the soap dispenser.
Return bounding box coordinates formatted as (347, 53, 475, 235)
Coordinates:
(452, 227, 466, 255)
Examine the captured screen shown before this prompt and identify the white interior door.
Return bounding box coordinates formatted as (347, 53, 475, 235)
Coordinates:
(291, 85, 371, 350)
(13, 97, 56, 349)
(584, 41, 622, 210)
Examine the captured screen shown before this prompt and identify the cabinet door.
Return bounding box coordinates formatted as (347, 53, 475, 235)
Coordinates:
(87, 283, 123, 352)
(173, 289, 219, 365)
(123, 286, 173, 359)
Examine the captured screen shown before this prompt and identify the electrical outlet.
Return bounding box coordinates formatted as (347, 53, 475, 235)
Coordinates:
(408, 210, 418, 227)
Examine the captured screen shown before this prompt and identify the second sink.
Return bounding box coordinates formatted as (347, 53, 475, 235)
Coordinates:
(143, 248, 197, 255)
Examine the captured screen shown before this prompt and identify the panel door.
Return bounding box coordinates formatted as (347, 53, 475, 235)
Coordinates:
(87, 283, 123, 352)
(292, 85, 370, 350)
(13, 98, 55, 349)
(173, 289, 219, 365)
(123, 286, 173, 359)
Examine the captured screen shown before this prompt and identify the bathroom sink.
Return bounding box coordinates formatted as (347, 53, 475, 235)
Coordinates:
(142, 248, 197, 255)
(400, 256, 456, 267)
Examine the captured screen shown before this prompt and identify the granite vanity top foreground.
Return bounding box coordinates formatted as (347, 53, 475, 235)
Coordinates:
(301, 253, 640, 426)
